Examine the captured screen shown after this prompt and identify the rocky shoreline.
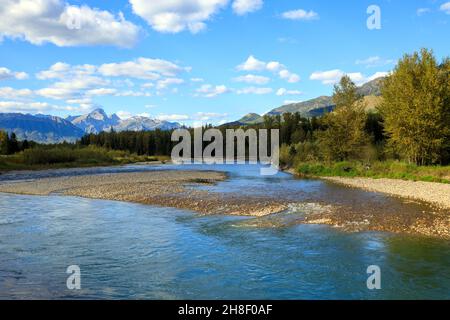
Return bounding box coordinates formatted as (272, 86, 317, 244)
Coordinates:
(0, 169, 449, 239)
(322, 176, 450, 210)
(0, 170, 287, 217)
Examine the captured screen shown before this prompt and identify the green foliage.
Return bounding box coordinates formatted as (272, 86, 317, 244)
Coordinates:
(379, 48, 450, 165)
(316, 76, 370, 161)
(297, 161, 450, 183)
(21, 146, 115, 165)
(0, 130, 7, 155)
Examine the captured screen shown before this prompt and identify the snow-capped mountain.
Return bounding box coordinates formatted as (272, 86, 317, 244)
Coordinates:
(66, 108, 121, 134)
(114, 116, 180, 132)
(67, 108, 181, 134)
(0, 108, 181, 143)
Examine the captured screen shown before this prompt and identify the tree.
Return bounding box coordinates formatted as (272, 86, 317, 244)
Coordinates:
(8, 132, 19, 154)
(379, 49, 450, 165)
(317, 76, 369, 161)
(0, 130, 8, 155)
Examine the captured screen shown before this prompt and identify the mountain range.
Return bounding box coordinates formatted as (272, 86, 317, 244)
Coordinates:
(227, 77, 384, 126)
(0, 77, 384, 143)
(0, 108, 181, 143)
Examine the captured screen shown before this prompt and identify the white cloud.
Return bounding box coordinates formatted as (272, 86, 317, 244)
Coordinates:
(99, 57, 187, 79)
(279, 69, 300, 83)
(440, 2, 450, 14)
(156, 78, 185, 90)
(232, 0, 263, 15)
(0, 87, 33, 99)
(236, 87, 272, 95)
(190, 77, 204, 82)
(36, 62, 96, 80)
(115, 90, 151, 97)
(195, 112, 228, 121)
(281, 9, 319, 21)
(310, 69, 388, 86)
(0, 0, 139, 48)
(367, 71, 389, 82)
(86, 88, 117, 96)
(37, 75, 109, 100)
(129, 0, 228, 33)
(0, 67, 29, 80)
(156, 114, 189, 121)
(0, 100, 86, 113)
(233, 74, 270, 85)
(276, 88, 302, 96)
(236, 55, 300, 83)
(266, 61, 283, 72)
(237, 55, 267, 71)
(310, 69, 345, 85)
(196, 84, 229, 98)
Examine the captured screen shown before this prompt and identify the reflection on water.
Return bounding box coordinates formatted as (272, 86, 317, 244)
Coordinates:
(0, 164, 449, 299)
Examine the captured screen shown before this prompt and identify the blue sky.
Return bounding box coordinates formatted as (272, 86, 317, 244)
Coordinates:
(0, 0, 449, 126)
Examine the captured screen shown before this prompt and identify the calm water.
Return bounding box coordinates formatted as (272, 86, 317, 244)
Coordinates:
(0, 164, 449, 299)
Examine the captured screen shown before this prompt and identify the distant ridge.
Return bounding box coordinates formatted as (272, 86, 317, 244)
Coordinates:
(0, 113, 84, 143)
(226, 77, 385, 125)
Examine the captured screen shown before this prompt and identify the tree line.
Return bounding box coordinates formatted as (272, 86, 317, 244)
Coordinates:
(1, 49, 449, 167)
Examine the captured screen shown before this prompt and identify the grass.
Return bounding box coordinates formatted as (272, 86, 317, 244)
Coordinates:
(0, 146, 165, 172)
(296, 161, 450, 184)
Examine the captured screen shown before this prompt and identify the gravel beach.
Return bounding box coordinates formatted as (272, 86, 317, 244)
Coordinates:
(0, 170, 449, 238)
(323, 177, 450, 210)
(0, 170, 287, 217)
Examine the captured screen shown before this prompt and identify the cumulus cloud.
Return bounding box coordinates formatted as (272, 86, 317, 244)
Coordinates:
(195, 112, 228, 121)
(237, 55, 267, 71)
(0, 0, 140, 48)
(276, 88, 302, 96)
(236, 55, 300, 83)
(233, 74, 270, 85)
(279, 69, 300, 83)
(129, 0, 228, 33)
(195, 84, 229, 98)
(0, 87, 33, 99)
(36, 62, 95, 80)
(310, 69, 388, 86)
(281, 9, 319, 21)
(440, 2, 450, 14)
(0, 100, 86, 113)
(236, 87, 272, 95)
(156, 114, 190, 121)
(232, 0, 263, 15)
(0, 67, 29, 81)
(99, 58, 187, 79)
(36, 75, 109, 100)
(86, 88, 117, 96)
(156, 78, 185, 90)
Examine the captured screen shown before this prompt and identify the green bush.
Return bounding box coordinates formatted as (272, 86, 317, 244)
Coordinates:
(21, 146, 114, 165)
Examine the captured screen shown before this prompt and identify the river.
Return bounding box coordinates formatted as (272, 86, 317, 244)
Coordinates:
(0, 164, 449, 299)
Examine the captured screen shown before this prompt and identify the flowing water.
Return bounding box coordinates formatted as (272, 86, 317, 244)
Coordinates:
(0, 164, 449, 299)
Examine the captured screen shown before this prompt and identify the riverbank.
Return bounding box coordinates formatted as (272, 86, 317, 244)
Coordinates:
(293, 161, 450, 184)
(0, 170, 287, 217)
(0, 167, 449, 239)
(322, 177, 450, 211)
(0, 146, 171, 173)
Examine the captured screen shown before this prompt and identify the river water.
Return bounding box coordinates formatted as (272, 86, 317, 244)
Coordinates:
(0, 164, 449, 299)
